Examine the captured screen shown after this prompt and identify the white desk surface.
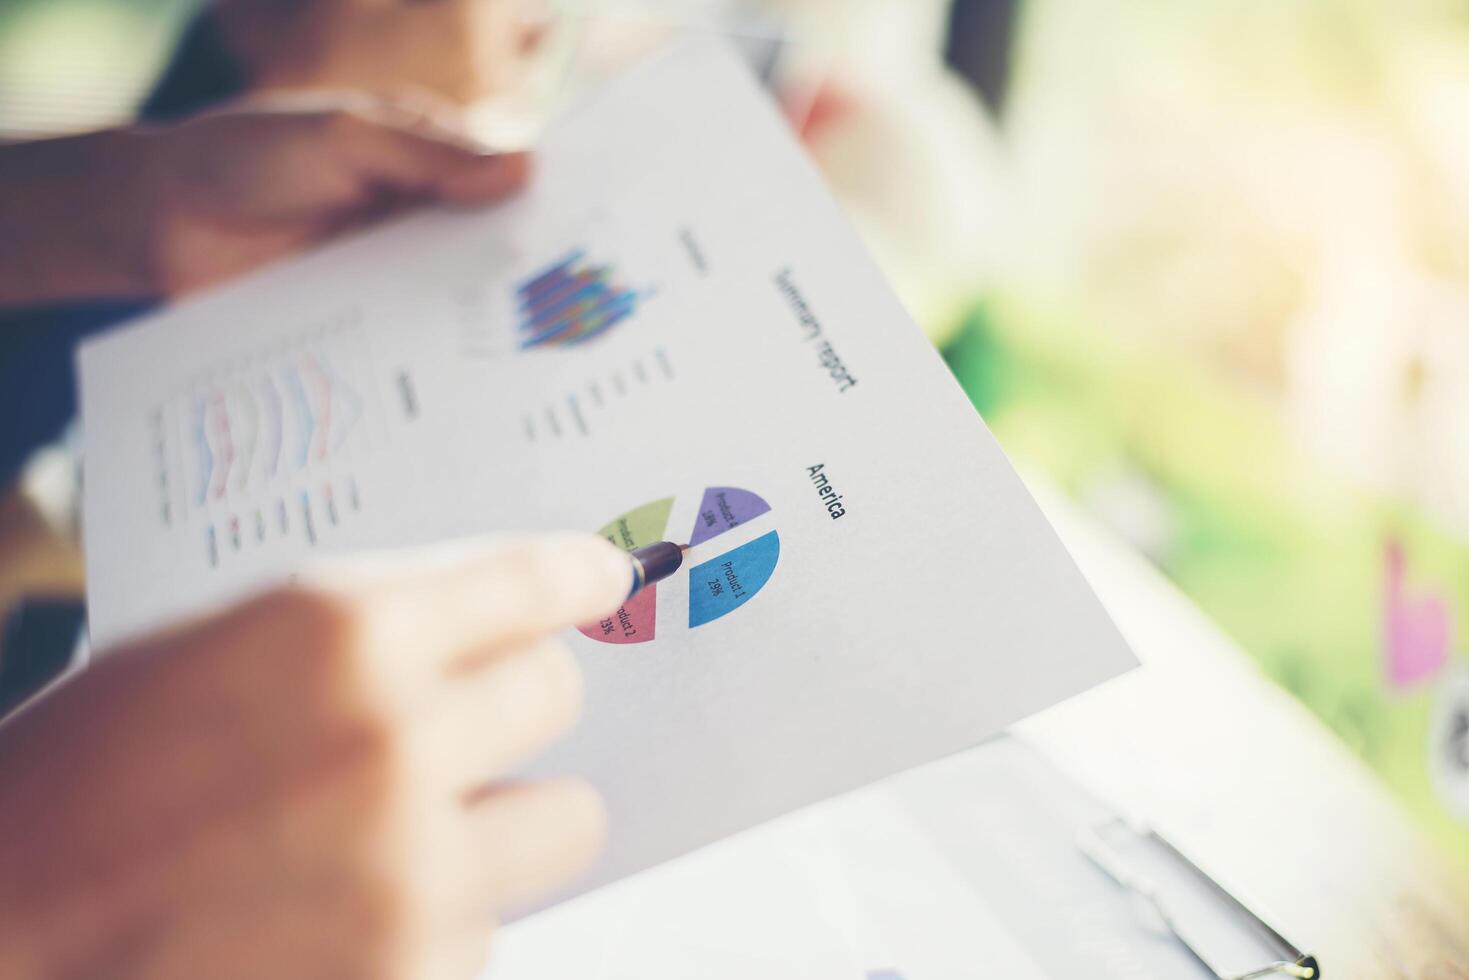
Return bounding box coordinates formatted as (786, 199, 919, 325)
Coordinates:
(1021, 479, 1469, 978)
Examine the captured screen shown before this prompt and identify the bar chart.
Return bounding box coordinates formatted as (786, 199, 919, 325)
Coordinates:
(515, 248, 648, 349)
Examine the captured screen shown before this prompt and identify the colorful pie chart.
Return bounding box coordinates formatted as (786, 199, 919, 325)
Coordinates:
(579, 487, 780, 645)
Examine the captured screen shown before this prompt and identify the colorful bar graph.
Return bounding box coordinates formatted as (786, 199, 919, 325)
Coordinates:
(516, 250, 643, 349)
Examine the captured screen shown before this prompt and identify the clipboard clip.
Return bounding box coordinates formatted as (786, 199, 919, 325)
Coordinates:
(1078, 817, 1320, 979)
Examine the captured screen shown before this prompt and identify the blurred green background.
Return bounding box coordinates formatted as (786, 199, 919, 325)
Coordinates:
(954, 0, 1469, 864)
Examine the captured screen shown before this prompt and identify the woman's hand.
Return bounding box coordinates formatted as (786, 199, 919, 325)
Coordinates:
(0, 534, 631, 980)
(0, 104, 527, 308)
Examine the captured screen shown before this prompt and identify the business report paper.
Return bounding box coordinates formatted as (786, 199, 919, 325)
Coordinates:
(78, 39, 1135, 908)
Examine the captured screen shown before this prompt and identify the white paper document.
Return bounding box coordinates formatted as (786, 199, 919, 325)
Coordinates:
(78, 40, 1134, 908)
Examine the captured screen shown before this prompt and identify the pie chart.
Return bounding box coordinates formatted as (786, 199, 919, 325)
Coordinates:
(579, 487, 780, 645)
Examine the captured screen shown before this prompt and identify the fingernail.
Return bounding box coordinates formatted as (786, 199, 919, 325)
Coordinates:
(482, 152, 532, 187)
(460, 134, 505, 156)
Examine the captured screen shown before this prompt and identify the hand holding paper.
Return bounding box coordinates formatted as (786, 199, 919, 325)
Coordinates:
(0, 104, 526, 308)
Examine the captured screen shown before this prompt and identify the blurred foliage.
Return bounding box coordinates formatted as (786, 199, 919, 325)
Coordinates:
(940, 0, 1469, 862)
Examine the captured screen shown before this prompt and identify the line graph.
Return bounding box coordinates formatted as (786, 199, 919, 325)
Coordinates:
(187, 352, 365, 503)
(151, 310, 379, 569)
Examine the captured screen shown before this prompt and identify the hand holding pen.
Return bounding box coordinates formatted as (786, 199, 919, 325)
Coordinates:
(0, 534, 642, 979)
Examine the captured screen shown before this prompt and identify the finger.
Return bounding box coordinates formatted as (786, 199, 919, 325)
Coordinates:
(405, 638, 582, 793)
(182, 93, 531, 209)
(329, 103, 532, 204)
(437, 779, 607, 922)
(234, 87, 496, 153)
(355, 87, 496, 154)
(437, 150, 530, 204)
(343, 534, 633, 680)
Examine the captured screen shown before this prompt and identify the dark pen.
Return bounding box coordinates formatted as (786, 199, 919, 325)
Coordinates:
(626, 541, 689, 599)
